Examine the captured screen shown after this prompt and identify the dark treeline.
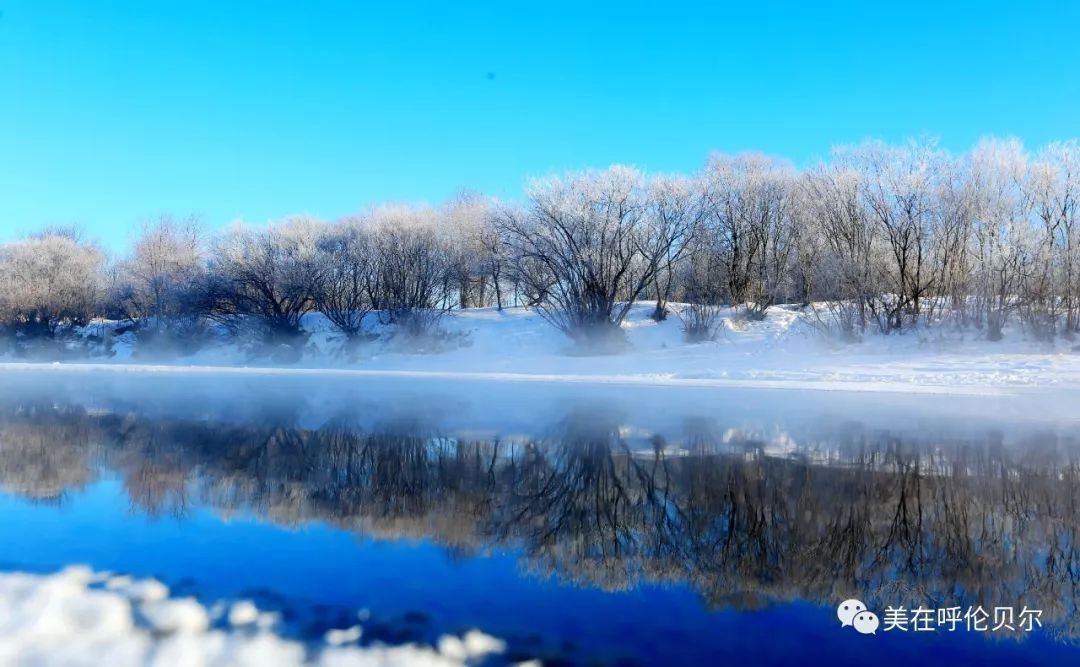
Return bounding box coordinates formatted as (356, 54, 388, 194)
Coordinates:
(2, 138, 1078, 351)
(3, 402, 1079, 638)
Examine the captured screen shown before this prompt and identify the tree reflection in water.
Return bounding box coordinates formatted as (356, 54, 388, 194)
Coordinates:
(1, 401, 1078, 640)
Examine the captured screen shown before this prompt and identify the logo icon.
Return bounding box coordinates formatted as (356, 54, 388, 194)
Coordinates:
(837, 599, 866, 627)
(853, 610, 880, 635)
(837, 599, 879, 635)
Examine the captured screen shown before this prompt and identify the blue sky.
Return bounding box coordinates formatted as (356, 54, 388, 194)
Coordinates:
(1, 0, 1078, 252)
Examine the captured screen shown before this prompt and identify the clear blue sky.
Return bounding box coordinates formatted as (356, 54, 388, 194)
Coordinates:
(2, 0, 1078, 252)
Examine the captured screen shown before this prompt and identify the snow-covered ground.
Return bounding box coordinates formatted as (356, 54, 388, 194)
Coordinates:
(4, 303, 1080, 396)
(0, 567, 509, 667)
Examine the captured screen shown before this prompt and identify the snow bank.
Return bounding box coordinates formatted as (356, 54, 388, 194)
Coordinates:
(5, 303, 1080, 395)
(0, 567, 508, 667)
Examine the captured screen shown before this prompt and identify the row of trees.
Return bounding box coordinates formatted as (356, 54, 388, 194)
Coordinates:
(2, 137, 1078, 350)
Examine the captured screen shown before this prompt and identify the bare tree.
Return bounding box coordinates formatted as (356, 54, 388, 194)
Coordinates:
(967, 139, 1032, 340)
(797, 164, 878, 339)
(843, 140, 945, 332)
(788, 182, 826, 307)
(497, 166, 661, 349)
(477, 212, 507, 310)
(678, 224, 727, 341)
(366, 205, 455, 337)
(206, 218, 324, 344)
(700, 154, 796, 319)
(1028, 142, 1080, 337)
(441, 193, 495, 309)
(643, 175, 704, 321)
(314, 219, 376, 338)
(115, 214, 205, 329)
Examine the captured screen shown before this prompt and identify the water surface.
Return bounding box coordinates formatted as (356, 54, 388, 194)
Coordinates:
(1, 372, 1078, 665)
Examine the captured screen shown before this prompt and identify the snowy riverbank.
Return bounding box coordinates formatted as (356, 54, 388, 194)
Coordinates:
(4, 304, 1080, 396)
(0, 567, 508, 667)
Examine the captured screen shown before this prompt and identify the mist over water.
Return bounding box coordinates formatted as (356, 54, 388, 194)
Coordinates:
(1, 372, 1079, 664)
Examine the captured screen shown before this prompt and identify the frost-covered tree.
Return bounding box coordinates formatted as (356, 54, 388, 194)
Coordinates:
(205, 218, 324, 343)
(967, 139, 1033, 340)
(0, 232, 106, 337)
(366, 205, 455, 336)
(440, 193, 496, 309)
(700, 153, 796, 319)
(498, 166, 662, 348)
(797, 164, 877, 339)
(642, 175, 704, 321)
(841, 140, 948, 331)
(314, 219, 376, 338)
(115, 215, 205, 328)
(476, 209, 508, 310)
(787, 179, 826, 307)
(677, 223, 728, 341)
(1028, 141, 1080, 337)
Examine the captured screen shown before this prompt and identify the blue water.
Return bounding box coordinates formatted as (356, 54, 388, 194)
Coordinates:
(0, 373, 1078, 665)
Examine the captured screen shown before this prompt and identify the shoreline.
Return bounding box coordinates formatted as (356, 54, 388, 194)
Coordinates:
(0, 360, 1034, 397)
